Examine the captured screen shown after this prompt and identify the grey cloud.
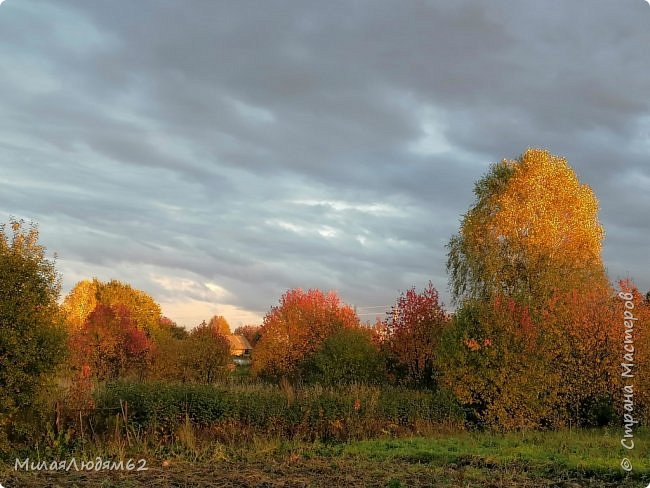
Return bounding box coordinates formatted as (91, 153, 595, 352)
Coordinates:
(1, 0, 649, 327)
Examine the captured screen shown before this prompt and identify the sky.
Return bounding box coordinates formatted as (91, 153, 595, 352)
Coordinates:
(1, 0, 649, 329)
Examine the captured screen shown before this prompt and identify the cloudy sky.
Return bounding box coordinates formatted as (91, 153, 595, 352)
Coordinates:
(1, 0, 648, 329)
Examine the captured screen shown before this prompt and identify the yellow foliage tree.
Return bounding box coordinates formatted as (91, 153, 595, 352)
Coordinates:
(62, 280, 98, 331)
(442, 149, 618, 429)
(491, 149, 603, 265)
(208, 315, 231, 336)
(62, 278, 162, 335)
(448, 148, 606, 304)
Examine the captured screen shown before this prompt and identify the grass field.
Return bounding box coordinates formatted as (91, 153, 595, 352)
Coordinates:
(2, 428, 648, 487)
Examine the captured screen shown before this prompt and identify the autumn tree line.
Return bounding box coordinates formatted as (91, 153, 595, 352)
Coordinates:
(2, 148, 650, 451)
(62, 278, 237, 385)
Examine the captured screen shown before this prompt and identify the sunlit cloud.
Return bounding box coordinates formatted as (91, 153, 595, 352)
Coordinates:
(290, 199, 402, 216)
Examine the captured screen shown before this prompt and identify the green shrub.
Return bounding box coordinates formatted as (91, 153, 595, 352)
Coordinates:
(305, 328, 385, 385)
(0, 220, 66, 453)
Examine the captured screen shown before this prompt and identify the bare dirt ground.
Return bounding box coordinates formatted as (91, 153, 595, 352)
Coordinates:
(1, 457, 640, 488)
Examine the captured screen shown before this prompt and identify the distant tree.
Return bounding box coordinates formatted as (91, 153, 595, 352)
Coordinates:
(148, 318, 189, 382)
(62, 278, 162, 335)
(150, 320, 230, 383)
(148, 335, 184, 382)
(61, 279, 98, 331)
(159, 316, 188, 339)
(208, 315, 231, 335)
(182, 322, 231, 383)
(306, 327, 385, 385)
(234, 324, 262, 346)
(369, 316, 389, 346)
(252, 288, 360, 381)
(383, 282, 449, 388)
(96, 280, 162, 335)
(69, 304, 152, 381)
(0, 219, 66, 448)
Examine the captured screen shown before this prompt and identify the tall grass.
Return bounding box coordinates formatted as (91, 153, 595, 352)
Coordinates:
(88, 381, 464, 444)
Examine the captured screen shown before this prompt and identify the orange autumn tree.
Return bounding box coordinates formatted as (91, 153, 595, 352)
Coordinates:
(541, 284, 622, 425)
(617, 279, 650, 424)
(68, 304, 153, 381)
(442, 148, 615, 429)
(439, 286, 621, 429)
(64, 279, 163, 385)
(251, 288, 360, 381)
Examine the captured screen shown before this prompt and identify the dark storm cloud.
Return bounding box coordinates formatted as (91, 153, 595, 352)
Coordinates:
(0, 0, 648, 327)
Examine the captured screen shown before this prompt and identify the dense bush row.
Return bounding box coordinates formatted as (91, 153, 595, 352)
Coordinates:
(92, 382, 464, 441)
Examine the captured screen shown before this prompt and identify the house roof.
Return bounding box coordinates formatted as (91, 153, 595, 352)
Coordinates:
(226, 334, 252, 351)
